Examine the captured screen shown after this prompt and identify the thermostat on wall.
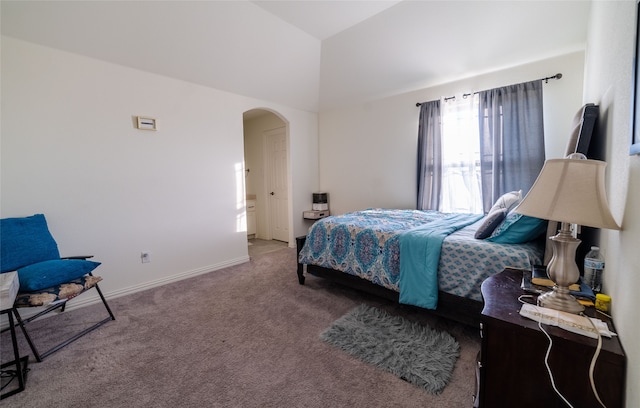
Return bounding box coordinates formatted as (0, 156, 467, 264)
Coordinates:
(136, 116, 157, 131)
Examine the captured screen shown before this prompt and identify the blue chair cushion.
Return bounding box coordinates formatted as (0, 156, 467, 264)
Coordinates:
(17, 259, 101, 292)
(13, 274, 104, 307)
(1, 214, 60, 273)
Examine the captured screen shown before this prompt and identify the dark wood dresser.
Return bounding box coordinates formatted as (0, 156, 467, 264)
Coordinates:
(476, 268, 626, 408)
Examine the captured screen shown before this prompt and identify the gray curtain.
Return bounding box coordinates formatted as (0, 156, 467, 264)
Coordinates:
(478, 80, 545, 212)
(416, 100, 442, 210)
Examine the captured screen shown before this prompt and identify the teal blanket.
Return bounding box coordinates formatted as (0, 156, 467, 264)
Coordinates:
(399, 213, 483, 309)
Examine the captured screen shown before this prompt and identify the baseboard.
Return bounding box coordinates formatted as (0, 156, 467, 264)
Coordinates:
(103, 255, 250, 303)
(0, 255, 250, 328)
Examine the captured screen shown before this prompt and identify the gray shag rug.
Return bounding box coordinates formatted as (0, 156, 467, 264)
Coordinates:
(320, 304, 460, 394)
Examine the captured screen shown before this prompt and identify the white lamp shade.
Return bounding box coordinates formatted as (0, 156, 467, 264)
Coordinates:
(514, 157, 620, 230)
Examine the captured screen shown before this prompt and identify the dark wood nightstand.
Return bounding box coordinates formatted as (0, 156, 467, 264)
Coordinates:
(476, 268, 626, 408)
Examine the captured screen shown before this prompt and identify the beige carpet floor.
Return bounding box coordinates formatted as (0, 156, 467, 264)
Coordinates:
(247, 238, 288, 257)
(0, 247, 480, 407)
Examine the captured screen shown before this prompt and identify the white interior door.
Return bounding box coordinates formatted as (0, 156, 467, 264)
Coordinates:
(265, 127, 289, 242)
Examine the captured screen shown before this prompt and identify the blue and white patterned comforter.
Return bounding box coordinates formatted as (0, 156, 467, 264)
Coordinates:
(298, 208, 544, 303)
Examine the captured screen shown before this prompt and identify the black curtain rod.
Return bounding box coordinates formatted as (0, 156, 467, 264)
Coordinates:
(415, 73, 562, 107)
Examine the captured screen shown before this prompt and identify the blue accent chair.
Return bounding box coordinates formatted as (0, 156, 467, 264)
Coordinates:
(1, 214, 115, 361)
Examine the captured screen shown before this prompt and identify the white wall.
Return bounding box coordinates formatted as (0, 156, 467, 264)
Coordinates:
(319, 52, 585, 215)
(583, 2, 640, 407)
(1, 1, 322, 112)
(1, 36, 317, 303)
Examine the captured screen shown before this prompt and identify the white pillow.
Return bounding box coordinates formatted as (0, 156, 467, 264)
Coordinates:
(488, 190, 522, 214)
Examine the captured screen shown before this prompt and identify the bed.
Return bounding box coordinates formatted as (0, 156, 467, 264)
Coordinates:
(296, 193, 547, 327)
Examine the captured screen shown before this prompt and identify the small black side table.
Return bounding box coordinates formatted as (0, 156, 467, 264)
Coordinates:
(1, 307, 29, 399)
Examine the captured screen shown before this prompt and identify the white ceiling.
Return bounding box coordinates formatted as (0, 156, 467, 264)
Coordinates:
(1, 1, 591, 112)
(318, 0, 590, 108)
(252, 1, 403, 40)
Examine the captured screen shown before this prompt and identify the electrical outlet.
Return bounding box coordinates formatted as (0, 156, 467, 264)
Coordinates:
(141, 252, 150, 263)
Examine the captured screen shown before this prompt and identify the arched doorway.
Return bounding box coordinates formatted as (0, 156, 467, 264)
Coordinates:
(242, 109, 291, 255)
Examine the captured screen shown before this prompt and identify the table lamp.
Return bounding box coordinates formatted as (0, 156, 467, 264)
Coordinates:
(513, 153, 620, 313)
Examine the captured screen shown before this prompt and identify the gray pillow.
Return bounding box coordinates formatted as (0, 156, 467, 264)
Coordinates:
(474, 209, 507, 239)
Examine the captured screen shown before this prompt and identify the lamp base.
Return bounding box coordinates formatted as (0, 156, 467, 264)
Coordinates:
(537, 286, 584, 314)
(540, 223, 584, 314)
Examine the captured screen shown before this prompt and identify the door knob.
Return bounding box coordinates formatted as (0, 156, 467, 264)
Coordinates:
(270, 192, 275, 195)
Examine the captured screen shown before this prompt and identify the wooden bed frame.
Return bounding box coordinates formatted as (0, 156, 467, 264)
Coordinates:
(296, 236, 483, 328)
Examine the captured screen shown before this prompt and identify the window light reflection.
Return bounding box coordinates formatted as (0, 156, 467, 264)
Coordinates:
(235, 162, 247, 233)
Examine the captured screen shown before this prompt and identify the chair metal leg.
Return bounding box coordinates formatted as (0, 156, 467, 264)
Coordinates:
(0, 310, 29, 399)
(93, 282, 116, 321)
(12, 283, 115, 362)
(12, 308, 44, 363)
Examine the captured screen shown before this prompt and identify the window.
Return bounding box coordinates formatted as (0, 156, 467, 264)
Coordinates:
(440, 94, 482, 214)
(417, 80, 545, 214)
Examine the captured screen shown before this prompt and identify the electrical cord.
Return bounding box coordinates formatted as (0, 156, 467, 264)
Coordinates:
(538, 320, 575, 408)
(517, 295, 608, 408)
(584, 314, 607, 408)
(517, 295, 574, 406)
(596, 309, 612, 319)
(517, 294, 536, 304)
